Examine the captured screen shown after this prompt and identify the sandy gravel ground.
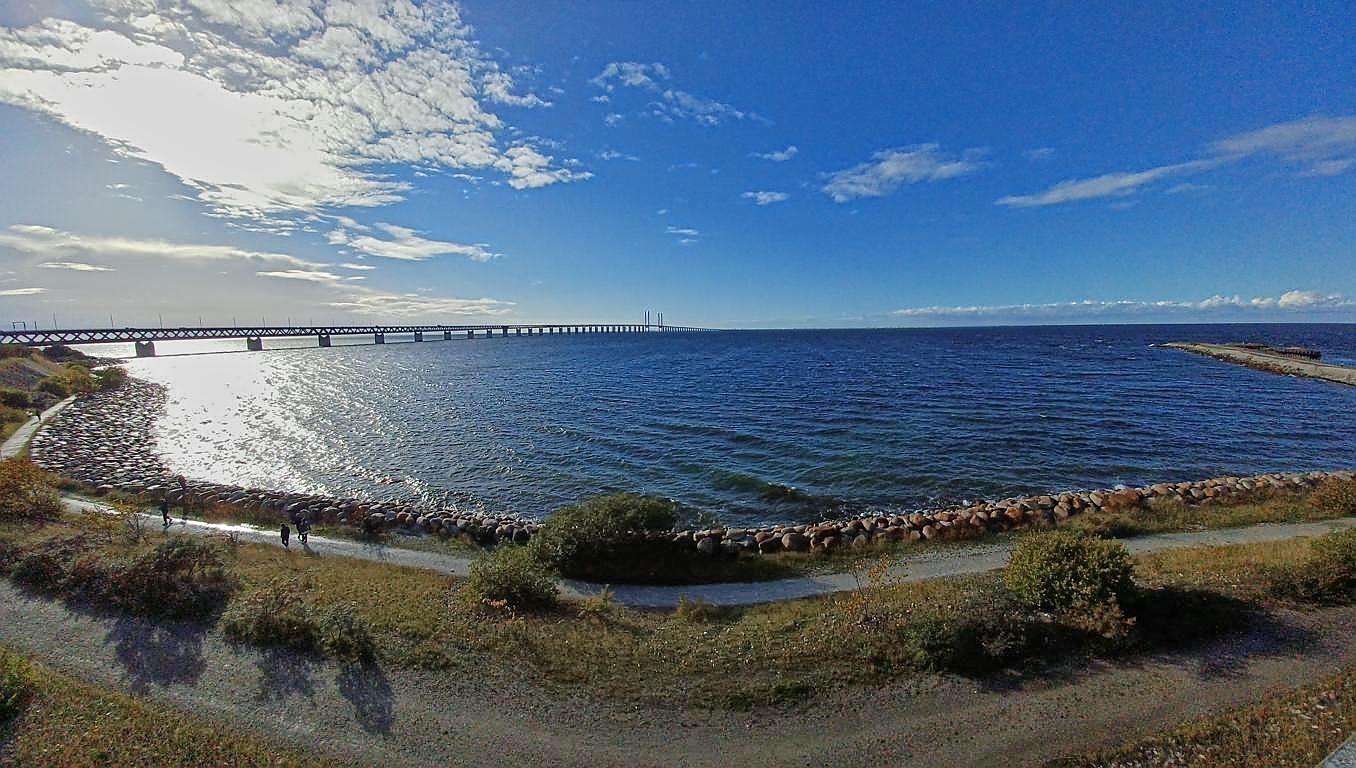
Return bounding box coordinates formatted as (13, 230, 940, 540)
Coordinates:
(4, 581, 1356, 767)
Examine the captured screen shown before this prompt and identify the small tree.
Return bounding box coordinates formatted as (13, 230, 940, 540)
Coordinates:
(463, 546, 558, 612)
(528, 493, 679, 581)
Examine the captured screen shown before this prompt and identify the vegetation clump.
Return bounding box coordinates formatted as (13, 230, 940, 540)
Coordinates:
(1004, 529, 1135, 613)
(0, 458, 62, 522)
(528, 493, 686, 582)
(220, 575, 375, 660)
(900, 583, 1046, 675)
(112, 538, 234, 619)
(462, 545, 558, 612)
(0, 649, 33, 724)
(1308, 477, 1356, 519)
(1269, 528, 1356, 604)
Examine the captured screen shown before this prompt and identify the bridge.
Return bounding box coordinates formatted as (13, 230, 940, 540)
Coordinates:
(0, 322, 716, 356)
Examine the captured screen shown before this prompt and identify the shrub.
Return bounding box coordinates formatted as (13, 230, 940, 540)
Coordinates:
(11, 549, 67, 591)
(37, 365, 96, 397)
(899, 583, 1045, 675)
(529, 493, 681, 582)
(0, 458, 62, 522)
(111, 538, 234, 619)
(93, 366, 128, 391)
(1004, 530, 1135, 613)
(1309, 477, 1356, 518)
(0, 650, 32, 724)
(221, 576, 376, 659)
(674, 595, 716, 623)
(1269, 528, 1356, 604)
(464, 545, 558, 612)
(0, 388, 31, 409)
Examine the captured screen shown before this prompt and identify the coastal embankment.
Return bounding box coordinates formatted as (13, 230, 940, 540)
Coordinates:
(26, 376, 1356, 560)
(1167, 342, 1356, 387)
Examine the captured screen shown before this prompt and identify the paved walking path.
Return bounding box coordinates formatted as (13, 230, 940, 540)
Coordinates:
(61, 495, 1356, 609)
(0, 395, 74, 458)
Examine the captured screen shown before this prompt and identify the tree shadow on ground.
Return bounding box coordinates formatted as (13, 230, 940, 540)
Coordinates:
(106, 615, 208, 694)
(254, 647, 319, 703)
(337, 659, 394, 736)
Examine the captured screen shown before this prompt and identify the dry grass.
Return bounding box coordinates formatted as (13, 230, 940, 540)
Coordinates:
(0, 645, 329, 768)
(1050, 662, 1356, 768)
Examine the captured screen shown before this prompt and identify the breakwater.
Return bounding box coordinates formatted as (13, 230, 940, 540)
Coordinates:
(28, 379, 1355, 554)
(1166, 342, 1356, 387)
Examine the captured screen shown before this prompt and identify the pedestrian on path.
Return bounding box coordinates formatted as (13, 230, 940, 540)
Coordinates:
(280, 523, 291, 549)
(160, 498, 172, 529)
(296, 515, 311, 546)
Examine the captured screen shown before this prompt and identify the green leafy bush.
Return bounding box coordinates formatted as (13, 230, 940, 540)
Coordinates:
(0, 388, 32, 409)
(221, 576, 376, 659)
(0, 649, 32, 724)
(899, 583, 1045, 675)
(1309, 477, 1356, 518)
(111, 538, 234, 619)
(1269, 528, 1356, 604)
(0, 458, 62, 522)
(1004, 530, 1135, 613)
(464, 545, 558, 611)
(528, 493, 681, 582)
(37, 365, 96, 397)
(93, 366, 128, 391)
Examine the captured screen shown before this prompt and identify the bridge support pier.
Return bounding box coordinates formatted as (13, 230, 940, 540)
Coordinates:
(444, 331, 452, 341)
(374, 333, 385, 344)
(134, 340, 156, 357)
(246, 336, 264, 352)
(414, 331, 423, 342)
(318, 334, 331, 348)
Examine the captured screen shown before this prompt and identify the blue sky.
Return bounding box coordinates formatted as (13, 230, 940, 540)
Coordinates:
(0, 0, 1353, 328)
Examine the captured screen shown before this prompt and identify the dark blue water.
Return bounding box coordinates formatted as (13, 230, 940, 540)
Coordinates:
(126, 323, 1356, 526)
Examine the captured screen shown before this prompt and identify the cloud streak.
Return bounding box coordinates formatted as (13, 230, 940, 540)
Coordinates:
(590, 60, 753, 126)
(821, 144, 986, 202)
(742, 191, 789, 205)
(328, 223, 498, 262)
(891, 290, 1356, 324)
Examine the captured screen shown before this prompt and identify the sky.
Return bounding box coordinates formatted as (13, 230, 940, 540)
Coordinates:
(0, 0, 1353, 329)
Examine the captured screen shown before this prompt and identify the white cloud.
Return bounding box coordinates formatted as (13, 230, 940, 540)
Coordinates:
(329, 223, 498, 262)
(0, 2, 586, 225)
(752, 145, 797, 162)
(257, 268, 343, 283)
(0, 287, 46, 296)
(326, 290, 514, 318)
(603, 113, 624, 126)
(822, 144, 987, 202)
(665, 226, 699, 237)
(997, 158, 1222, 207)
(1024, 147, 1055, 161)
(590, 60, 752, 126)
(742, 190, 789, 205)
(891, 290, 1356, 323)
(37, 261, 115, 272)
(1212, 115, 1356, 175)
(338, 262, 375, 271)
(596, 149, 639, 161)
(0, 223, 323, 269)
(999, 116, 1356, 208)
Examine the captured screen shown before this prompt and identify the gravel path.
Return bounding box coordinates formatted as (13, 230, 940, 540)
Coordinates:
(4, 580, 1356, 767)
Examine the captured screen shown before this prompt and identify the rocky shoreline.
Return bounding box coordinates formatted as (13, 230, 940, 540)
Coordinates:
(27, 378, 1356, 556)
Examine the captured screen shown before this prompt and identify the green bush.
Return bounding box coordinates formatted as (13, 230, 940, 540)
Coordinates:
(93, 366, 128, 391)
(37, 365, 96, 397)
(111, 538, 234, 619)
(0, 388, 32, 409)
(221, 577, 376, 660)
(0, 458, 62, 522)
(1269, 528, 1356, 604)
(464, 545, 558, 611)
(1309, 477, 1356, 518)
(528, 493, 681, 582)
(1004, 530, 1135, 613)
(0, 649, 33, 724)
(899, 583, 1045, 675)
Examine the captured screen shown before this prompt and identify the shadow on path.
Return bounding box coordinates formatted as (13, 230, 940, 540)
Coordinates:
(107, 616, 208, 694)
(338, 659, 394, 736)
(254, 647, 319, 703)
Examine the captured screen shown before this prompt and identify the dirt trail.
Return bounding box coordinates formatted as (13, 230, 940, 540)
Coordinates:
(3, 581, 1355, 767)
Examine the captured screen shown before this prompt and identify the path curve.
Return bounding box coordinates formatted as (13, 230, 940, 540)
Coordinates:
(0, 395, 75, 459)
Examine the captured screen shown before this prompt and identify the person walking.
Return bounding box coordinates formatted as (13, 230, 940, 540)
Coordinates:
(280, 522, 291, 549)
(160, 498, 172, 529)
(296, 515, 311, 546)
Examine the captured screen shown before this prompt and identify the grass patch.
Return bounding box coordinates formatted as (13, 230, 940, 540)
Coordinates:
(0, 646, 328, 768)
(220, 574, 376, 660)
(1049, 662, 1356, 768)
(1066, 490, 1346, 539)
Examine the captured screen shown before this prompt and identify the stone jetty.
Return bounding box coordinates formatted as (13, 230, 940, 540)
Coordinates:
(27, 377, 1356, 556)
(1167, 342, 1356, 387)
